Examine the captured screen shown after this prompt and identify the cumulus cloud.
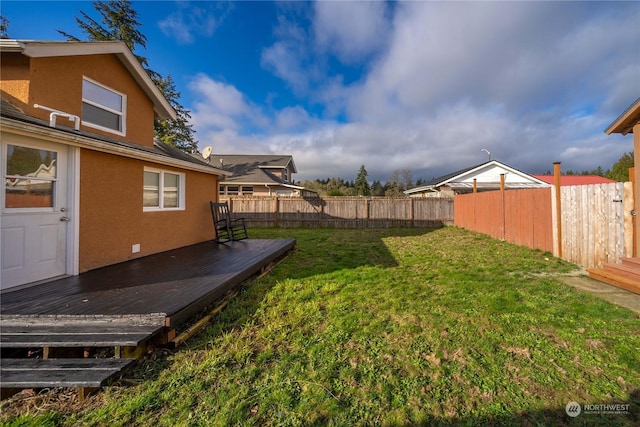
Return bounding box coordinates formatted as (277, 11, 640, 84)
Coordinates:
(189, 2, 640, 182)
(313, 1, 390, 64)
(159, 2, 222, 45)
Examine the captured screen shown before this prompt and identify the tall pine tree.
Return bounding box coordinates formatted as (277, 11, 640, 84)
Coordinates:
(58, 1, 198, 153)
(354, 165, 371, 196)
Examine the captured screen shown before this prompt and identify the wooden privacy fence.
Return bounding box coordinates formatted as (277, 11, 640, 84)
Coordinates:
(454, 182, 634, 269)
(221, 196, 454, 228)
(454, 188, 553, 253)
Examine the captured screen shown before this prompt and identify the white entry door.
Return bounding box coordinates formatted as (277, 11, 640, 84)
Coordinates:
(1, 138, 70, 290)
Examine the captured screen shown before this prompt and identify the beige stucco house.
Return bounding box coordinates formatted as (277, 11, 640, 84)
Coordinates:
(1, 40, 226, 290)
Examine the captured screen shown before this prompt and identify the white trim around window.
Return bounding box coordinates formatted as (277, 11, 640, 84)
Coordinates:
(143, 167, 185, 211)
(81, 76, 126, 136)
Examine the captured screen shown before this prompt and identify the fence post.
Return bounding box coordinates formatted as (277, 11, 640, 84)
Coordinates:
(631, 167, 637, 257)
(554, 162, 562, 258)
(410, 197, 414, 227)
(273, 196, 279, 227)
(500, 174, 506, 240)
(366, 198, 370, 226)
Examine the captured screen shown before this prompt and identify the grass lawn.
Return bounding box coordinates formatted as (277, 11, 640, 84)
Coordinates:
(3, 227, 639, 426)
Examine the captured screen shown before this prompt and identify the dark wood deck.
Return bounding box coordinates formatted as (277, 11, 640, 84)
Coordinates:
(1, 238, 296, 328)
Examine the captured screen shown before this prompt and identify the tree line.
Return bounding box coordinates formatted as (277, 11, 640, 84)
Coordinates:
(299, 166, 429, 197)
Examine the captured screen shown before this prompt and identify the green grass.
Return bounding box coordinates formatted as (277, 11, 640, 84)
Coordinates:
(4, 227, 640, 426)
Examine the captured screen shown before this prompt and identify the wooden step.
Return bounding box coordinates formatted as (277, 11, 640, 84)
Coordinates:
(0, 324, 164, 348)
(587, 268, 640, 295)
(603, 262, 640, 280)
(621, 257, 640, 268)
(0, 358, 134, 389)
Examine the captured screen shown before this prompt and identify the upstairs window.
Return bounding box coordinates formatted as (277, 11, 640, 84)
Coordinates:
(82, 77, 126, 135)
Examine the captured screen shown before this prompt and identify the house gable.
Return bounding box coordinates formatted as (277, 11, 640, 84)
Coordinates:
(0, 40, 175, 148)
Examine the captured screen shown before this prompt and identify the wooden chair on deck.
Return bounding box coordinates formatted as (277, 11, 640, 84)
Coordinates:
(210, 201, 248, 243)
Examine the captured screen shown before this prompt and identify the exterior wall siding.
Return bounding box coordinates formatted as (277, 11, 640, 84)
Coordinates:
(27, 55, 155, 147)
(0, 52, 31, 111)
(79, 149, 218, 272)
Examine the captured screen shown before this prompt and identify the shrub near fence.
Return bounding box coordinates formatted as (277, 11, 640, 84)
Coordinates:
(223, 196, 454, 228)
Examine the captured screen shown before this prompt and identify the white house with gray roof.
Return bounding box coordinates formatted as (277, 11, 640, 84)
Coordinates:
(404, 160, 550, 198)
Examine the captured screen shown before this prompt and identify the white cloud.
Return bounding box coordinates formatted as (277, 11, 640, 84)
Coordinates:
(189, 2, 639, 182)
(188, 73, 267, 135)
(313, 1, 389, 64)
(159, 2, 220, 45)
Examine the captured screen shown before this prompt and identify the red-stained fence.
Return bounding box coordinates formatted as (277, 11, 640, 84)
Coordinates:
(454, 188, 553, 253)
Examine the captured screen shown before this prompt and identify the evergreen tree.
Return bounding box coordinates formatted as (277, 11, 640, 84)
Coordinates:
(151, 73, 198, 152)
(58, 1, 197, 152)
(370, 180, 385, 197)
(354, 165, 371, 196)
(606, 151, 634, 182)
(0, 14, 9, 39)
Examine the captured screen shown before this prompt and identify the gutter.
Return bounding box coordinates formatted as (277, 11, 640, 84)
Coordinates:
(1, 116, 228, 176)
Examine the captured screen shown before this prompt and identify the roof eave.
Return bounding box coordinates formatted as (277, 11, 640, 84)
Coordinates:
(605, 97, 640, 135)
(1, 116, 218, 175)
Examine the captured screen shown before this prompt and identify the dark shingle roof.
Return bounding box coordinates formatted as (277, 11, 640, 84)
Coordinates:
(201, 155, 296, 185)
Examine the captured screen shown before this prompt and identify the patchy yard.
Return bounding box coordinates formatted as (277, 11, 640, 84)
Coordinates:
(3, 227, 639, 426)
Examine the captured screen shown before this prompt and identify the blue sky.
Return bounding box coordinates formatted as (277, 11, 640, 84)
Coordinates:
(2, 1, 639, 183)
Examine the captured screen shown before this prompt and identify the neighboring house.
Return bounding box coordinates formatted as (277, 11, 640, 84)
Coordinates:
(207, 154, 315, 197)
(404, 160, 550, 198)
(531, 175, 616, 186)
(0, 40, 226, 290)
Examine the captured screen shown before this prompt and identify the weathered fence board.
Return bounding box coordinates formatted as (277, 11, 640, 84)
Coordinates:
(221, 196, 454, 228)
(561, 183, 627, 268)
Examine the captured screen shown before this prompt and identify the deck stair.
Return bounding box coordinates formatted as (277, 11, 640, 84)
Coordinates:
(0, 317, 165, 398)
(587, 257, 640, 295)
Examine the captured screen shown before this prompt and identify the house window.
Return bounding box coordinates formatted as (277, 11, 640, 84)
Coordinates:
(82, 77, 126, 135)
(226, 186, 239, 195)
(219, 185, 225, 195)
(241, 186, 253, 195)
(283, 168, 289, 182)
(143, 167, 184, 211)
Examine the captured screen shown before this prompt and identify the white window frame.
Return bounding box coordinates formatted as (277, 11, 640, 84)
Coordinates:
(82, 76, 126, 136)
(143, 167, 185, 212)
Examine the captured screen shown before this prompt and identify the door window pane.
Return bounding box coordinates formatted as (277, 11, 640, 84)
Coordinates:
(5, 145, 56, 208)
